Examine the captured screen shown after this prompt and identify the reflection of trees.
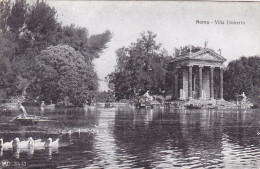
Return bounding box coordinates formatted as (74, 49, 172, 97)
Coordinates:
(113, 108, 225, 168)
(220, 109, 260, 168)
(179, 109, 224, 167)
(114, 108, 185, 168)
(222, 109, 259, 146)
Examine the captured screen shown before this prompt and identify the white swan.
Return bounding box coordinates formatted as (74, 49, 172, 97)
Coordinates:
(12, 138, 30, 149)
(0, 138, 13, 150)
(45, 138, 59, 148)
(28, 137, 45, 150)
(35, 138, 42, 143)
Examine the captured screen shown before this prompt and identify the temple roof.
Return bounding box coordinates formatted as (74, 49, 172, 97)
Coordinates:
(170, 48, 227, 63)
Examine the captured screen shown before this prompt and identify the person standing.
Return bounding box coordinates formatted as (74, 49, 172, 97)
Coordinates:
(18, 102, 28, 119)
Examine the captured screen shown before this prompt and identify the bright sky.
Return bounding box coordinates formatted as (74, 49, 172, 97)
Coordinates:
(47, 1, 260, 91)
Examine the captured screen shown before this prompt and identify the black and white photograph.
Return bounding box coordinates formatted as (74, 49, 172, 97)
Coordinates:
(0, 0, 260, 168)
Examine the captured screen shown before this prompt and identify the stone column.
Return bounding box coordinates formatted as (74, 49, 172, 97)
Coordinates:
(199, 66, 203, 100)
(210, 66, 214, 100)
(174, 73, 178, 100)
(219, 67, 224, 100)
(188, 65, 193, 100)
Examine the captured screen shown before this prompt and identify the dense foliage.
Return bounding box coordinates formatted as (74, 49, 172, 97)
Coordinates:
(224, 56, 260, 106)
(107, 31, 170, 100)
(26, 45, 98, 106)
(95, 91, 116, 103)
(0, 0, 112, 105)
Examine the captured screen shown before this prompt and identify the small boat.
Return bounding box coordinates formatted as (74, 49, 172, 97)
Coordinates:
(11, 115, 57, 126)
(13, 117, 39, 125)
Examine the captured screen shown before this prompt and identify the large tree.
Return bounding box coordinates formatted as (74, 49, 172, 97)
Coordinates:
(107, 31, 169, 100)
(27, 45, 98, 106)
(224, 56, 260, 106)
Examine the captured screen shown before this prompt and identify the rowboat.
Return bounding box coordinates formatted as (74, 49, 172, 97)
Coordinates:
(11, 115, 56, 126)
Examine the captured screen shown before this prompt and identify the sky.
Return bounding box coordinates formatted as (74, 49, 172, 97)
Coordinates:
(47, 1, 260, 91)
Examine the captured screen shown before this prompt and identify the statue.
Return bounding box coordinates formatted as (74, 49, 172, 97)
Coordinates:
(218, 49, 222, 55)
(204, 40, 208, 48)
(241, 92, 247, 101)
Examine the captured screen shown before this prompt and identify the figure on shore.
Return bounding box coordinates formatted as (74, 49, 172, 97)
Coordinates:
(41, 101, 45, 109)
(18, 102, 28, 119)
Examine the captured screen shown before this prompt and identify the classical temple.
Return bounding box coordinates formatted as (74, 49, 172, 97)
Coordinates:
(170, 46, 226, 102)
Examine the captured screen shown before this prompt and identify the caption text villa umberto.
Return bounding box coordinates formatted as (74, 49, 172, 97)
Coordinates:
(196, 20, 246, 25)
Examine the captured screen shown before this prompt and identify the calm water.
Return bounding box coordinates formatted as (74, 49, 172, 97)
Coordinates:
(0, 106, 260, 169)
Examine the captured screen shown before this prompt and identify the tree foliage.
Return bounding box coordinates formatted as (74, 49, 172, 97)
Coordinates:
(224, 56, 260, 106)
(27, 45, 98, 106)
(60, 24, 112, 63)
(107, 31, 169, 100)
(0, 0, 112, 106)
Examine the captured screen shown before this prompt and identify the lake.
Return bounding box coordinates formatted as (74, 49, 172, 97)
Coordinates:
(0, 106, 260, 168)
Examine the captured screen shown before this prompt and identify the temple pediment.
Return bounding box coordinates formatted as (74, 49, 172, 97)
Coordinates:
(170, 48, 227, 64)
(191, 50, 226, 62)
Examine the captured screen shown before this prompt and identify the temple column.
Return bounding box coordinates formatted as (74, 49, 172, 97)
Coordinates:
(199, 66, 203, 100)
(174, 73, 178, 99)
(188, 65, 193, 100)
(219, 67, 223, 100)
(210, 66, 214, 100)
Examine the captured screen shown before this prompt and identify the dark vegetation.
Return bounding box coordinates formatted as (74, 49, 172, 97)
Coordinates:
(224, 56, 260, 107)
(0, 0, 112, 106)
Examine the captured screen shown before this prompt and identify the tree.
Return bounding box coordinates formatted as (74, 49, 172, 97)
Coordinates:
(0, 0, 11, 32)
(107, 31, 169, 100)
(27, 45, 98, 106)
(224, 56, 260, 106)
(95, 91, 116, 102)
(7, 0, 27, 33)
(25, 0, 60, 48)
(60, 24, 112, 63)
(0, 0, 112, 103)
(0, 30, 22, 98)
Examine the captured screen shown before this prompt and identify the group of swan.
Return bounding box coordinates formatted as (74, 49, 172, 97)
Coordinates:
(0, 137, 59, 150)
(59, 125, 100, 137)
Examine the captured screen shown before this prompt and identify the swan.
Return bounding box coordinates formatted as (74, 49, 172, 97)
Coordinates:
(12, 138, 30, 149)
(28, 137, 42, 144)
(28, 137, 45, 150)
(0, 138, 13, 150)
(45, 138, 59, 148)
(35, 139, 42, 143)
(0, 147, 3, 156)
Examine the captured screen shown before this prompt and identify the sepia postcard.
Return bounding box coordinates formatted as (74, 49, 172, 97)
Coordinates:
(0, 0, 260, 168)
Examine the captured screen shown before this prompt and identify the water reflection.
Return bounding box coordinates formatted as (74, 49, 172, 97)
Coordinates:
(113, 108, 260, 168)
(0, 107, 260, 168)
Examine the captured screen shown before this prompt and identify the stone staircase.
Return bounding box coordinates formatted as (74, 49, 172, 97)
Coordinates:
(215, 100, 238, 109)
(170, 99, 251, 109)
(187, 99, 239, 109)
